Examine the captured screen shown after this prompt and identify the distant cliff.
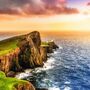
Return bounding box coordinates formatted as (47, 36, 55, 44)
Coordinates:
(0, 31, 58, 75)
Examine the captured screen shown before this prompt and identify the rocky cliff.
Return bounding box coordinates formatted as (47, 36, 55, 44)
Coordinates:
(18, 31, 44, 69)
(0, 31, 58, 75)
(0, 31, 58, 90)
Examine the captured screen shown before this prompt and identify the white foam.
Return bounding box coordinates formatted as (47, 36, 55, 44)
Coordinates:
(59, 46, 63, 49)
(16, 52, 57, 79)
(25, 69, 32, 73)
(16, 72, 32, 79)
(47, 57, 56, 63)
(43, 57, 55, 70)
(54, 51, 59, 54)
(64, 81, 70, 84)
(34, 68, 43, 73)
(64, 87, 71, 90)
(48, 87, 60, 90)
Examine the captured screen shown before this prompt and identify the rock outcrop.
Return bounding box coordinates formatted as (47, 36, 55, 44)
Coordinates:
(15, 82, 35, 90)
(0, 31, 58, 74)
(41, 40, 59, 53)
(0, 31, 58, 90)
(18, 31, 44, 69)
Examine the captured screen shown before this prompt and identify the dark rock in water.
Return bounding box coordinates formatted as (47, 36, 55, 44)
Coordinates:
(48, 41, 59, 53)
(41, 40, 59, 53)
(46, 46, 53, 53)
(6, 71, 16, 77)
(48, 40, 59, 50)
(36, 88, 48, 90)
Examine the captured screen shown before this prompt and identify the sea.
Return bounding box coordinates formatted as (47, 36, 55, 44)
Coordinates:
(1, 34, 90, 90)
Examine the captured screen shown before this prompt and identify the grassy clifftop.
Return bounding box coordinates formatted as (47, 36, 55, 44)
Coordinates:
(0, 37, 19, 56)
(0, 36, 57, 56)
(0, 71, 29, 90)
(0, 36, 49, 56)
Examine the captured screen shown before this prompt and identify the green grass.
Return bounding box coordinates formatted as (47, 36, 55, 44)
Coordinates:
(0, 71, 28, 90)
(41, 42, 49, 47)
(0, 37, 19, 56)
(0, 35, 52, 56)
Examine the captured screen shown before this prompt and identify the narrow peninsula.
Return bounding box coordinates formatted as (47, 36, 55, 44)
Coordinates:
(0, 31, 58, 90)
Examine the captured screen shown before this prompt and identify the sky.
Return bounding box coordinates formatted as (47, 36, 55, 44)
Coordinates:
(68, 0, 90, 11)
(0, 0, 90, 15)
(68, 0, 89, 7)
(0, 0, 90, 33)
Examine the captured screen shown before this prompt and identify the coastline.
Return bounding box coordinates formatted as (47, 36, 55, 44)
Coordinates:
(0, 31, 58, 90)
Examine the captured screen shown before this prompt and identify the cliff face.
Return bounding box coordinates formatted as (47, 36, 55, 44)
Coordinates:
(0, 31, 58, 74)
(18, 31, 44, 69)
(0, 48, 21, 73)
(15, 82, 35, 90)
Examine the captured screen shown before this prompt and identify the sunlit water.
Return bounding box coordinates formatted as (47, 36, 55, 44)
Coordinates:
(12, 35, 90, 90)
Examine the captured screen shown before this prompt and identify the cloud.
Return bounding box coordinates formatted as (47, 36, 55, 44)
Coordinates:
(87, 2, 90, 6)
(0, 7, 23, 15)
(0, 0, 78, 15)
